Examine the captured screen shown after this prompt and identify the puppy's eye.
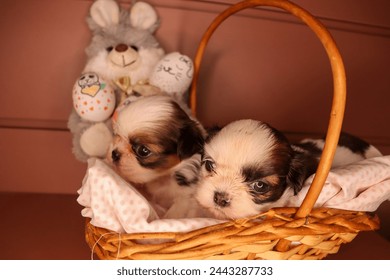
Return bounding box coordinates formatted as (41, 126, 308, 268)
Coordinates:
(106, 46, 114, 52)
(250, 181, 270, 194)
(133, 145, 151, 158)
(203, 159, 216, 173)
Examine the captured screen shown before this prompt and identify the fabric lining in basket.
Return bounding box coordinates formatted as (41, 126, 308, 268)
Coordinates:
(78, 156, 390, 235)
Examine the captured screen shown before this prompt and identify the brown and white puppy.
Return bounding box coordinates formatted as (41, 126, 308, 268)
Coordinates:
(195, 119, 382, 220)
(108, 95, 206, 218)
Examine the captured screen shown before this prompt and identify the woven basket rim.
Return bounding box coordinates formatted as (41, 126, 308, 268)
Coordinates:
(85, 207, 379, 260)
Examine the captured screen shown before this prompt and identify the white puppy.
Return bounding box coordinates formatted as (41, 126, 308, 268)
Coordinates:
(107, 95, 206, 219)
(195, 119, 382, 220)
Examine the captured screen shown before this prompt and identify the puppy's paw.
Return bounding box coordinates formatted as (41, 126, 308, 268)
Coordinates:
(163, 197, 206, 219)
(174, 154, 201, 186)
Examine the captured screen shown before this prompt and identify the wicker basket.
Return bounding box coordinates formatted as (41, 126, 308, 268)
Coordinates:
(85, 0, 380, 260)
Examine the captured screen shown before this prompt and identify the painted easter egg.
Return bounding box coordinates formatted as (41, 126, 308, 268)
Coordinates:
(72, 72, 116, 122)
(150, 52, 194, 95)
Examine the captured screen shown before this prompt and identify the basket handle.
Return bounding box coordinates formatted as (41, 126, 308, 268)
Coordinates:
(189, 0, 346, 218)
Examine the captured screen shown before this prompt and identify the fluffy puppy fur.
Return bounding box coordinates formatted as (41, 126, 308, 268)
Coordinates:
(108, 95, 206, 218)
(195, 119, 382, 220)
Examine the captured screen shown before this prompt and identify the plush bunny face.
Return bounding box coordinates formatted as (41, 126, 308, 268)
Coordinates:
(83, 0, 165, 83)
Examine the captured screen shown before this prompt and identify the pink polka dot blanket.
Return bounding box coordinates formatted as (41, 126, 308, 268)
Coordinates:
(77, 159, 221, 233)
(77, 156, 390, 234)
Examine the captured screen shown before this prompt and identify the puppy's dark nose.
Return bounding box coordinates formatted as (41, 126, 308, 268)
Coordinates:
(111, 149, 121, 163)
(213, 191, 230, 208)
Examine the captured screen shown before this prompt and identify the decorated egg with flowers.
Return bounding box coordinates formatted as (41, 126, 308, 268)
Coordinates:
(72, 72, 116, 122)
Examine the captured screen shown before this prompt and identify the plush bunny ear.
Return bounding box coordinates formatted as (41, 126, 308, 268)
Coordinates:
(129, 2, 159, 32)
(90, 0, 120, 28)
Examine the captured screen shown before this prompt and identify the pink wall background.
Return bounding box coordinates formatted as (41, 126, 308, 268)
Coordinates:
(0, 0, 389, 194)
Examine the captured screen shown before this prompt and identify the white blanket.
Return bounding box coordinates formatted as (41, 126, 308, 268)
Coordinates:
(77, 156, 390, 233)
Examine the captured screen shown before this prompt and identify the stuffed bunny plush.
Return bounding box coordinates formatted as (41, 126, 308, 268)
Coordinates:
(68, 0, 194, 162)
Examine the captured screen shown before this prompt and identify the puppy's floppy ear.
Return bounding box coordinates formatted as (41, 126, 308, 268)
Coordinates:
(205, 125, 222, 142)
(286, 152, 309, 195)
(177, 121, 205, 160)
(286, 147, 319, 195)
